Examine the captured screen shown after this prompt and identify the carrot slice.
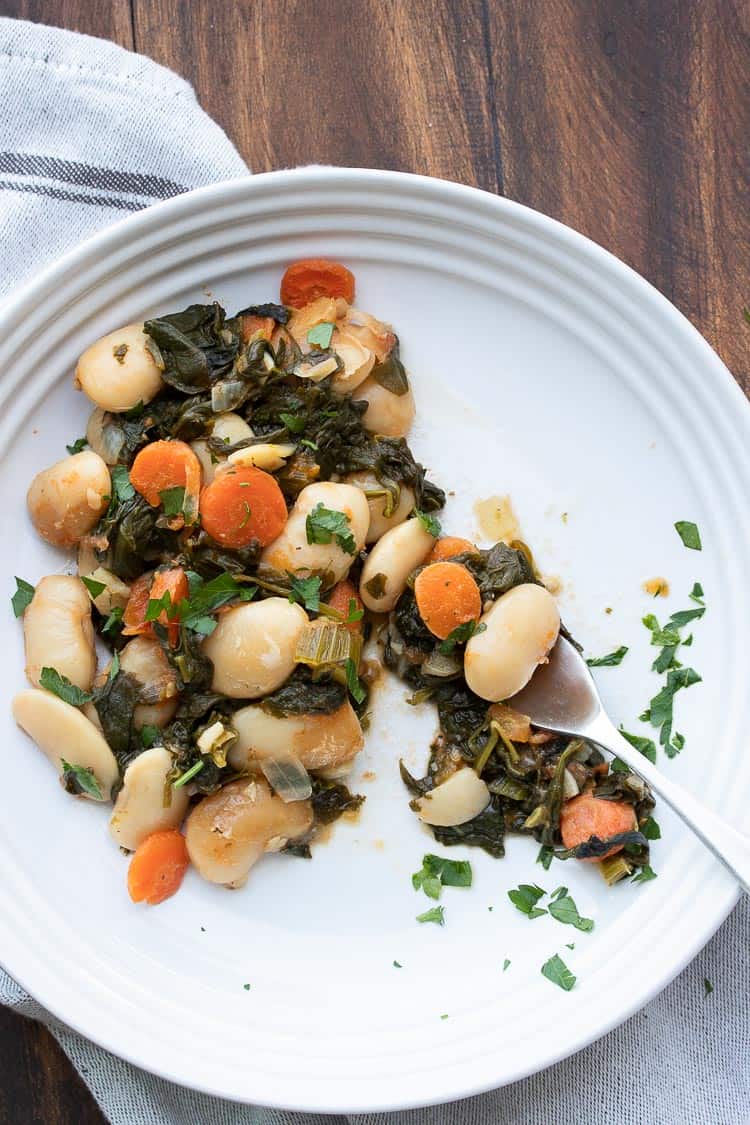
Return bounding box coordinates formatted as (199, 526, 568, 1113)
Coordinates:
(130, 440, 202, 523)
(428, 536, 478, 563)
(199, 465, 287, 548)
(241, 314, 275, 343)
(280, 259, 355, 307)
(414, 561, 482, 640)
(123, 566, 188, 645)
(560, 794, 637, 862)
(326, 579, 364, 631)
(128, 829, 189, 905)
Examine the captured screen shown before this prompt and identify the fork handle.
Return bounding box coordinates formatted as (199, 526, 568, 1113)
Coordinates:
(587, 713, 750, 895)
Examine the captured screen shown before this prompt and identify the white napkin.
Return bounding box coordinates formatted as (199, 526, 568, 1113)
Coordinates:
(1, 17, 748, 1125)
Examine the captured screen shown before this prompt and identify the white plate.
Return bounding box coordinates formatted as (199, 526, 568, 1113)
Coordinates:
(0, 169, 746, 1113)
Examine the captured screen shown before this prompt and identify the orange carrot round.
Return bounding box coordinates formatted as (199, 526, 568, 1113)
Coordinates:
(130, 440, 202, 517)
(128, 829, 189, 904)
(123, 566, 188, 645)
(280, 259, 355, 307)
(326, 579, 364, 631)
(199, 466, 287, 548)
(428, 536, 478, 563)
(560, 794, 637, 862)
(414, 561, 482, 640)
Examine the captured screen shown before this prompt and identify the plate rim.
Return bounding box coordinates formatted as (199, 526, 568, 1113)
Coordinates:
(0, 166, 743, 1111)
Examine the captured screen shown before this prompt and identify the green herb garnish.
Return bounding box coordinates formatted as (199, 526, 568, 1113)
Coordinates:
(641, 816, 661, 840)
(393, 960, 402, 969)
(110, 464, 135, 502)
(39, 667, 93, 706)
(178, 573, 257, 632)
(279, 412, 306, 433)
(307, 322, 335, 349)
(345, 657, 366, 704)
(66, 436, 88, 455)
(412, 854, 472, 899)
(631, 864, 657, 883)
(145, 590, 173, 623)
(345, 598, 364, 624)
(159, 486, 186, 518)
(288, 574, 321, 612)
(101, 606, 124, 637)
(648, 666, 701, 755)
(11, 576, 35, 617)
(438, 620, 486, 654)
(81, 575, 106, 599)
(586, 645, 628, 667)
(541, 953, 576, 991)
(619, 727, 657, 764)
(414, 509, 441, 537)
(508, 884, 547, 920)
(306, 503, 356, 555)
(140, 725, 161, 749)
(502, 959, 511, 971)
(173, 760, 205, 788)
(548, 892, 594, 932)
(675, 520, 702, 550)
(416, 906, 445, 925)
(60, 759, 102, 800)
(537, 845, 554, 871)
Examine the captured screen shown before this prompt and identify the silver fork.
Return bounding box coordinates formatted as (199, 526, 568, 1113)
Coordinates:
(509, 636, 750, 893)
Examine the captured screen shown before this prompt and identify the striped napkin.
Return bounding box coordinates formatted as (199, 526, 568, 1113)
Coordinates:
(1, 16, 748, 1125)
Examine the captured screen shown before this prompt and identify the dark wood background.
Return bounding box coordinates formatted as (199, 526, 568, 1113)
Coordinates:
(0, 1, 748, 1121)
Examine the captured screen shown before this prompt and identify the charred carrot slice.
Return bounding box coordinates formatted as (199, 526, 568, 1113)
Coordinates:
(280, 259, 355, 307)
(560, 794, 637, 862)
(130, 440, 202, 523)
(199, 465, 287, 548)
(128, 829, 189, 905)
(414, 561, 482, 640)
(326, 579, 364, 631)
(428, 536, 478, 563)
(122, 566, 188, 645)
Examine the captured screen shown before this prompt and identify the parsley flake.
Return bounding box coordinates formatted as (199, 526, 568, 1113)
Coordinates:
(279, 412, 306, 434)
(502, 959, 511, 972)
(11, 576, 35, 617)
(541, 953, 576, 991)
(140, 725, 161, 749)
(675, 520, 702, 550)
(414, 509, 441, 537)
(393, 960, 402, 969)
(548, 893, 594, 933)
(39, 667, 93, 706)
(66, 436, 88, 455)
(345, 657, 366, 704)
(110, 465, 135, 502)
(61, 759, 102, 800)
(619, 727, 657, 764)
(632, 864, 657, 883)
(417, 906, 445, 925)
(81, 575, 106, 600)
(288, 574, 321, 613)
(159, 486, 186, 518)
(412, 854, 472, 899)
(438, 619, 486, 654)
(508, 884, 547, 920)
(306, 503, 356, 555)
(537, 845, 554, 871)
(586, 645, 628, 667)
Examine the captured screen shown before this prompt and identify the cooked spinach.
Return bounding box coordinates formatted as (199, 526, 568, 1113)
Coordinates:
(261, 667, 346, 717)
(143, 303, 242, 394)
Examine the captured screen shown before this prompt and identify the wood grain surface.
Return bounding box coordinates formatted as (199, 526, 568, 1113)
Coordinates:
(0, 1, 747, 1121)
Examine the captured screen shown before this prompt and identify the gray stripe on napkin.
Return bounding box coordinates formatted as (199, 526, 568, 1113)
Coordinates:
(0, 177, 143, 211)
(0, 151, 186, 199)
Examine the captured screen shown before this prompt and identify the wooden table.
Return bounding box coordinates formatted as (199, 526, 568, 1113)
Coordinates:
(0, 1, 747, 1120)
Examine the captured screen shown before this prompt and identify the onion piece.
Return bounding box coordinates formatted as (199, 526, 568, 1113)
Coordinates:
(260, 753, 312, 803)
(86, 408, 125, 465)
(422, 649, 462, 678)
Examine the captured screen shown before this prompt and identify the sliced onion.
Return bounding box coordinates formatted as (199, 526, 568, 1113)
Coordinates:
(563, 768, 580, 800)
(422, 649, 462, 678)
(86, 408, 125, 465)
(260, 753, 312, 803)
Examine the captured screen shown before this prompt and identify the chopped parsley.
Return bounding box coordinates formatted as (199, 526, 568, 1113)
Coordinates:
(414, 508, 441, 538)
(641, 816, 661, 840)
(508, 883, 547, 920)
(66, 436, 88, 455)
(109, 651, 120, 681)
(547, 891, 594, 933)
(279, 412, 306, 433)
(345, 657, 366, 704)
(648, 666, 701, 755)
(639, 585, 706, 754)
(288, 574, 321, 613)
(178, 572, 256, 632)
(173, 760, 205, 789)
(502, 959, 511, 972)
(344, 598, 364, 624)
(11, 576, 35, 617)
(101, 606, 124, 637)
(140, 725, 161, 749)
(39, 667, 93, 706)
(80, 575, 106, 599)
(537, 845, 554, 871)
(438, 620, 486, 654)
(306, 503, 356, 555)
(631, 864, 657, 883)
(619, 727, 657, 764)
(159, 486, 186, 518)
(110, 464, 135, 502)
(416, 906, 445, 926)
(412, 854, 472, 899)
(61, 759, 102, 800)
(541, 953, 576, 991)
(299, 439, 318, 451)
(586, 645, 628, 667)
(243, 983, 251, 991)
(393, 960, 402, 969)
(307, 322, 335, 349)
(145, 590, 173, 623)
(675, 521, 702, 550)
